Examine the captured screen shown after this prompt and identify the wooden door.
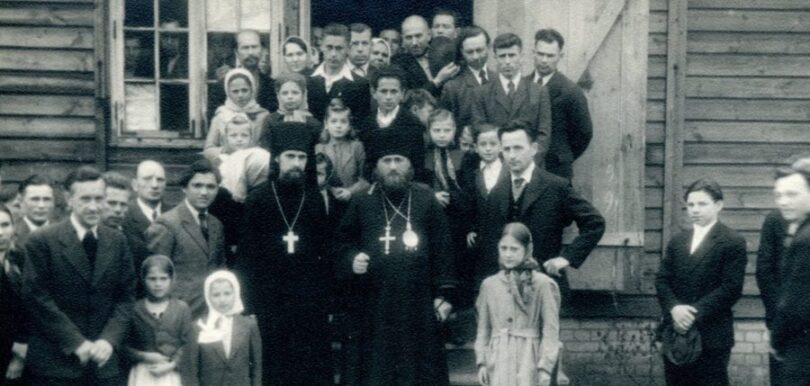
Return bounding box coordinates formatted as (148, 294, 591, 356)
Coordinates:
(474, 0, 649, 291)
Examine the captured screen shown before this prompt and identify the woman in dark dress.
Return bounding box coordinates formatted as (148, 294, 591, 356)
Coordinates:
(655, 179, 748, 386)
(0, 204, 28, 385)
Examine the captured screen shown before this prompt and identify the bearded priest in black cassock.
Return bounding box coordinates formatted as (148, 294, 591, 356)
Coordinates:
(335, 130, 458, 386)
(236, 121, 333, 386)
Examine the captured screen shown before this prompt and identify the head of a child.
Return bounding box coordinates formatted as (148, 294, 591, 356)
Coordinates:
(459, 126, 474, 153)
(141, 254, 174, 301)
(498, 222, 533, 270)
(274, 72, 307, 112)
(225, 114, 253, 152)
(474, 123, 501, 163)
(403, 88, 437, 127)
(428, 109, 456, 149)
(226, 71, 254, 108)
(316, 152, 339, 190)
(321, 106, 353, 143)
(205, 271, 242, 316)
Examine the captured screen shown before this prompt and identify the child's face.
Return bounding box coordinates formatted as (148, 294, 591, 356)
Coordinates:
(209, 280, 236, 314)
(144, 266, 172, 301)
(278, 81, 304, 112)
(326, 112, 351, 140)
(459, 126, 474, 153)
(476, 131, 501, 163)
(226, 125, 252, 151)
(498, 235, 527, 269)
(429, 118, 456, 148)
(411, 104, 434, 127)
(228, 77, 253, 108)
(316, 163, 328, 189)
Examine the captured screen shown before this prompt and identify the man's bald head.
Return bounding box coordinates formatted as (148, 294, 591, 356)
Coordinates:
(402, 15, 432, 58)
(133, 160, 166, 204)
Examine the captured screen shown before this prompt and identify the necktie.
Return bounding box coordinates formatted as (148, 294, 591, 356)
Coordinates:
(512, 178, 526, 200)
(151, 209, 158, 222)
(82, 232, 97, 268)
(199, 212, 209, 241)
(479, 69, 488, 84)
(507, 80, 516, 96)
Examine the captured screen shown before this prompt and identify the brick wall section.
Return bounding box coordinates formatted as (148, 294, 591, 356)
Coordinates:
(557, 318, 770, 386)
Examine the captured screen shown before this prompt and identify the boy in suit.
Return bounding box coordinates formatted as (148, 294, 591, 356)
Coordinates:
(146, 159, 226, 318)
(22, 166, 136, 386)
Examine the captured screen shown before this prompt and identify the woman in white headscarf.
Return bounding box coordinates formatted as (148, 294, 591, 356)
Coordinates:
(204, 68, 270, 159)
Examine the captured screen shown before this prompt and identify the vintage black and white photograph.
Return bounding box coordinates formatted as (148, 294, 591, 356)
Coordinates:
(0, 0, 808, 385)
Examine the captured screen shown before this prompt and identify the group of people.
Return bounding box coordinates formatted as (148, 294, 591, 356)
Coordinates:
(0, 7, 805, 386)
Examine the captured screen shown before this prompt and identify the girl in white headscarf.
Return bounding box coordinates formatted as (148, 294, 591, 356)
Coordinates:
(204, 68, 270, 159)
(192, 270, 262, 386)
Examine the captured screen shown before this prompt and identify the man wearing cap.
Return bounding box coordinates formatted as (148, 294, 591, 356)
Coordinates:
(335, 131, 457, 386)
(237, 122, 332, 386)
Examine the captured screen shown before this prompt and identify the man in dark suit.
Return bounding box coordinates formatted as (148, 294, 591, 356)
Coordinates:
(146, 159, 226, 318)
(392, 15, 460, 96)
(440, 26, 493, 129)
(307, 23, 370, 123)
(475, 120, 604, 296)
(121, 160, 170, 275)
(472, 33, 552, 168)
(769, 160, 810, 385)
(100, 171, 131, 231)
(529, 29, 593, 180)
(655, 179, 747, 386)
(15, 174, 56, 248)
(209, 29, 279, 118)
(757, 207, 790, 386)
(22, 166, 136, 386)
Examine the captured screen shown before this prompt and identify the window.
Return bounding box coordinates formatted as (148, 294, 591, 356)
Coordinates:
(108, 0, 277, 147)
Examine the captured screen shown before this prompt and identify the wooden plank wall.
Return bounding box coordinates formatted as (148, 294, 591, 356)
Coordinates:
(0, 0, 98, 189)
(643, 0, 810, 318)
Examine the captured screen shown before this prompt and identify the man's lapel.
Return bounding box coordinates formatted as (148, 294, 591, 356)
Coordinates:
(519, 167, 549, 216)
(490, 172, 511, 219)
(92, 226, 115, 285)
(510, 78, 529, 116)
(178, 204, 210, 254)
(685, 224, 721, 273)
(493, 80, 511, 113)
(227, 317, 248, 362)
(57, 222, 92, 283)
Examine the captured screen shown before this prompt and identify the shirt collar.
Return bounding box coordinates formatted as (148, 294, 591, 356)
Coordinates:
(533, 70, 555, 86)
(376, 105, 400, 128)
(348, 61, 368, 75)
(312, 62, 355, 82)
(469, 66, 487, 84)
(23, 216, 47, 232)
(184, 199, 203, 224)
(499, 72, 522, 92)
(693, 219, 717, 235)
(480, 157, 502, 170)
(70, 213, 97, 241)
(137, 197, 161, 220)
(511, 162, 535, 185)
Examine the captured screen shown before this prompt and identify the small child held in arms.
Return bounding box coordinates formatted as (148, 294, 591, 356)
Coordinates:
(205, 68, 269, 157)
(475, 223, 561, 386)
(315, 106, 369, 202)
(192, 270, 262, 386)
(126, 255, 194, 386)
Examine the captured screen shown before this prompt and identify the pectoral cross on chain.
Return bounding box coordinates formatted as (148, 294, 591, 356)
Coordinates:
(379, 225, 396, 255)
(283, 230, 299, 254)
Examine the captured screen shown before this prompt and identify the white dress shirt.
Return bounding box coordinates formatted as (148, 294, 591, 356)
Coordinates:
(499, 72, 522, 95)
(137, 198, 162, 222)
(470, 66, 488, 85)
(70, 213, 98, 241)
(184, 200, 203, 225)
(510, 161, 535, 187)
(690, 220, 717, 254)
(480, 158, 503, 193)
(23, 216, 47, 233)
(311, 62, 356, 93)
(376, 105, 400, 129)
(533, 70, 555, 86)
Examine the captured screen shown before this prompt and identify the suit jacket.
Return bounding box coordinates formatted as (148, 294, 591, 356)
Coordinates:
(315, 140, 369, 196)
(121, 200, 171, 273)
(471, 76, 552, 164)
(208, 71, 278, 120)
(307, 72, 370, 123)
(391, 52, 441, 96)
(476, 167, 605, 289)
(22, 220, 136, 379)
(458, 153, 507, 235)
(771, 218, 810, 350)
(13, 218, 34, 248)
(440, 66, 491, 129)
(146, 202, 226, 317)
(755, 209, 789, 328)
(655, 222, 747, 350)
(189, 315, 262, 386)
(534, 71, 593, 179)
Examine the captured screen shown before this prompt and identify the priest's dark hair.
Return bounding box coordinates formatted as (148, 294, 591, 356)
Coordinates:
(63, 166, 104, 193)
(370, 65, 406, 90)
(683, 178, 723, 203)
(179, 159, 222, 188)
(497, 119, 537, 142)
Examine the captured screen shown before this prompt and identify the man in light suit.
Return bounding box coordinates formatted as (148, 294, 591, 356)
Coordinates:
(474, 120, 604, 298)
(472, 33, 552, 168)
(22, 166, 136, 386)
(15, 174, 56, 248)
(529, 29, 593, 180)
(440, 25, 493, 129)
(146, 159, 225, 317)
(121, 160, 171, 276)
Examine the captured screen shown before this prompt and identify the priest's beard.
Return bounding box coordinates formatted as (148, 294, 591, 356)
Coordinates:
(375, 166, 414, 195)
(278, 167, 305, 189)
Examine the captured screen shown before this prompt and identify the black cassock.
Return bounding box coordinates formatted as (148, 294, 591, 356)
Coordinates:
(236, 181, 333, 386)
(336, 183, 457, 386)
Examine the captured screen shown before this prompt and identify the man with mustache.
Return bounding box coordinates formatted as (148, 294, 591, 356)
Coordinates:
(236, 122, 333, 386)
(335, 130, 457, 386)
(210, 29, 279, 117)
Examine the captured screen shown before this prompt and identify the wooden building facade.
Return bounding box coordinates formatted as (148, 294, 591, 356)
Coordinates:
(1, 0, 809, 384)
